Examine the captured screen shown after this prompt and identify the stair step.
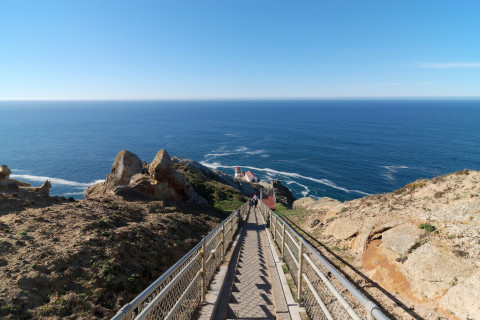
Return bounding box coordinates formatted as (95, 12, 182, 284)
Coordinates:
(227, 304, 275, 319)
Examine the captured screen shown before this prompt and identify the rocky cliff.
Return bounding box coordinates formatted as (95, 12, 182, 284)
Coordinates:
(284, 169, 480, 320)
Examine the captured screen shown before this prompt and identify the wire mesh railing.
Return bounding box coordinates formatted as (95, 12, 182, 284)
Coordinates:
(111, 202, 249, 320)
(258, 202, 389, 320)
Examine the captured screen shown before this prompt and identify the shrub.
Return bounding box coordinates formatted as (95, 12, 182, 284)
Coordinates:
(419, 223, 436, 232)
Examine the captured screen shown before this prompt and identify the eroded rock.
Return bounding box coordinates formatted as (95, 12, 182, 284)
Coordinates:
(382, 224, 426, 256)
(0, 165, 12, 179)
(104, 150, 143, 191)
(439, 270, 480, 319)
(401, 243, 475, 301)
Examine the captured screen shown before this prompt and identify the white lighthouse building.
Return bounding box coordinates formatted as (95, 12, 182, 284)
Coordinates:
(234, 166, 242, 179)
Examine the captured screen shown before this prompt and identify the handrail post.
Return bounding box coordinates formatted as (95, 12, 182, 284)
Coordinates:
(281, 221, 285, 260)
(297, 240, 304, 304)
(221, 223, 225, 259)
(273, 215, 276, 241)
(201, 242, 206, 303)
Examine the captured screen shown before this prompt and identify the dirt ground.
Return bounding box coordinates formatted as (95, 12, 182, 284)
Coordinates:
(0, 197, 224, 319)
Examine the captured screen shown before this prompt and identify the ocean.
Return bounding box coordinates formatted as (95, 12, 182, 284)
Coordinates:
(1, 100, 479, 201)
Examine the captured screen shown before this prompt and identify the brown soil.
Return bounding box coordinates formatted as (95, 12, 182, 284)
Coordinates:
(0, 197, 224, 319)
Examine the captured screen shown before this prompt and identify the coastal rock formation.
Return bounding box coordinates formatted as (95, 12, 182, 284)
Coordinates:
(172, 157, 256, 197)
(0, 164, 51, 201)
(271, 179, 296, 208)
(85, 150, 207, 204)
(382, 224, 426, 256)
(288, 169, 480, 319)
(0, 165, 12, 179)
(104, 150, 143, 191)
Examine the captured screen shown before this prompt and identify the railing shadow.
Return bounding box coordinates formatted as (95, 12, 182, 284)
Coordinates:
(278, 213, 423, 320)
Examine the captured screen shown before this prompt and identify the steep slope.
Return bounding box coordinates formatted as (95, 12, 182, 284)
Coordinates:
(279, 169, 480, 320)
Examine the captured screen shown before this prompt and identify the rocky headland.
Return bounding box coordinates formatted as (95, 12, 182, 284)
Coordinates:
(0, 150, 259, 319)
(282, 169, 480, 320)
(3, 151, 478, 320)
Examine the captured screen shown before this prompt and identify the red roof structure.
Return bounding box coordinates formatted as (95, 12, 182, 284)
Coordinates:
(262, 195, 275, 210)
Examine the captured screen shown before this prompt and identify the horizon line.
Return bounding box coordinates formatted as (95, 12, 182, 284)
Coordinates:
(1, 96, 480, 102)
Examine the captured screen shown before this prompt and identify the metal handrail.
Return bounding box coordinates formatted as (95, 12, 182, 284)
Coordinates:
(258, 202, 389, 320)
(111, 202, 249, 320)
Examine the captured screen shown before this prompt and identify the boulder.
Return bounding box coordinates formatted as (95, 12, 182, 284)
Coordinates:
(324, 218, 361, 240)
(104, 150, 143, 191)
(86, 149, 207, 205)
(271, 179, 296, 208)
(401, 243, 475, 301)
(439, 270, 480, 319)
(149, 150, 174, 180)
(0, 165, 11, 180)
(382, 224, 426, 256)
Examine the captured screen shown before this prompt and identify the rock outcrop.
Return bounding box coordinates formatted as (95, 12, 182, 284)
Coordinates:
(271, 179, 296, 208)
(288, 169, 480, 319)
(104, 150, 143, 191)
(0, 165, 12, 179)
(85, 150, 207, 205)
(172, 157, 256, 197)
(382, 224, 426, 256)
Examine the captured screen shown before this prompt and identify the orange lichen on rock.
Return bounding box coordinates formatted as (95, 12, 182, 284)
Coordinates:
(362, 240, 418, 303)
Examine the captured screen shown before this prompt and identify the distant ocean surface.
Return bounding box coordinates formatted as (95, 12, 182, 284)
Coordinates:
(1, 100, 479, 201)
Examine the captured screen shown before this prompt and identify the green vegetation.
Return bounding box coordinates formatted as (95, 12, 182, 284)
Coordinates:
(274, 204, 307, 222)
(214, 199, 245, 213)
(0, 305, 17, 316)
(418, 223, 437, 233)
(394, 180, 427, 194)
(174, 163, 248, 213)
(326, 216, 338, 223)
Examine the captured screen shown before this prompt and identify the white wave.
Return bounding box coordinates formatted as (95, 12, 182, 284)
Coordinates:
(260, 154, 270, 158)
(200, 162, 228, 170)
(201, 163, 370, 196)
(235, 146, 248, 152)
(246, 149, 266, 155)
(204, 152, 236, 158)
(10, 174, 102, 188)
(225, 133, 240, 137)
(381, 165, 408, 181)
(382, 165, 408, 170)
(63, 192, 84, 196)
(287, 180, 311, 197)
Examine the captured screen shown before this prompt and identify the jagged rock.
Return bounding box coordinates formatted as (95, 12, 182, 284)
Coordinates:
(401, 243, 475, 301)
(271, 179, 296, 208)
(439, 270, 480, 319)
(18, 180, 51, 198)
(149, 150, 174, 180)
(0, 165, 12, 179)
(382, 224, 426, 256)
(85, 150, 207, 205)
(310, 219, 320, 228)
(104, 150, 143, 191)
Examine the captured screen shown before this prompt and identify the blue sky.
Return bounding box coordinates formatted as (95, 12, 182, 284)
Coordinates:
(1, 0, 479, 100)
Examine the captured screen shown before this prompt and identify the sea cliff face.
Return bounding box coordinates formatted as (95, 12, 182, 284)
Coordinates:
(284, 169, 480, 320)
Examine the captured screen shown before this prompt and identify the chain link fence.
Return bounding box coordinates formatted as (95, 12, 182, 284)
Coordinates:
(258, 202, 389, 320)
